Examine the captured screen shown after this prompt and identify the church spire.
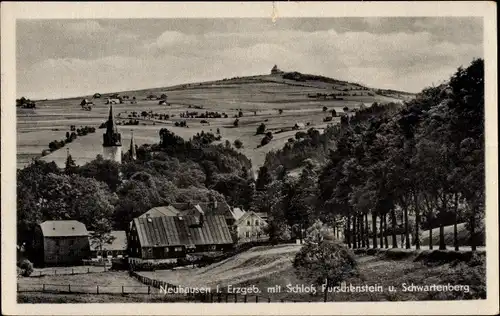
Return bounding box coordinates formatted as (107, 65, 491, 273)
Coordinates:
(107, 105, 117, 134)
(129, 130, 137, 160)
(103, 105, 121, 147)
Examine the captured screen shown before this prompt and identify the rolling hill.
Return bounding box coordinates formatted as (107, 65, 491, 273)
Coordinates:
(17, 70, 414, 170)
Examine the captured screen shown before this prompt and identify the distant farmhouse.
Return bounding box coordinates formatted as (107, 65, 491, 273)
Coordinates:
(106, 97, 122, 104)
(293, 122, 305, 130)
(32, 220, 90, 266)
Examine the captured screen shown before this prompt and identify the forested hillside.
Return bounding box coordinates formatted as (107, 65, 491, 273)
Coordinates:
(257, 58, 485, 250)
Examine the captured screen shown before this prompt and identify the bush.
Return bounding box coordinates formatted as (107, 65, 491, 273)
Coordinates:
(293, 241, 358, 287)
(234, 139, 243, 149)
(19, 259, 34, 277)
(256, 123, 266, 135)
(261, 135, 272, 146)
(322, 106, 328, 112)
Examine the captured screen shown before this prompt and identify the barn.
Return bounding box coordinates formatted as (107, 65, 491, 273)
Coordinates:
(127, 214, 233, 262)
(32, 220, 90, 266)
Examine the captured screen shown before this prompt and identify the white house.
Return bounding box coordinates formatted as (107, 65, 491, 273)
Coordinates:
(234, 211, 268, 243)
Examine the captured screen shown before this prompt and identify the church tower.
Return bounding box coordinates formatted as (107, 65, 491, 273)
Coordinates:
(102, 105, 122, 163)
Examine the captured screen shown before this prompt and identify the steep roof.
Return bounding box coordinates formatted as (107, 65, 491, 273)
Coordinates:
(231, 208, 246, 221)
(88, 230, 127, 251)
(133, 215, 233, 248)
(39, 220, 88, 237)
(171, 201, 233, 219)
(139, 205, 181, 218)
(235, 211, 267, 226)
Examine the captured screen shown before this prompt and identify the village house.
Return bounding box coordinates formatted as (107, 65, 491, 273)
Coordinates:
(106, 98, 122, 104)
(88, 230, 127, 259)
(32, 220, 90, 266)
(127, 213, 233, 263)
(234, 211, 268, 243)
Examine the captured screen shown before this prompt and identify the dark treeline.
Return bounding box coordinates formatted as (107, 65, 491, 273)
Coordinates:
(258, 59, 485, 250)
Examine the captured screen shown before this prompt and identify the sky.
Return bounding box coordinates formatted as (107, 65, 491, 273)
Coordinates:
(16, 17, 483, 100)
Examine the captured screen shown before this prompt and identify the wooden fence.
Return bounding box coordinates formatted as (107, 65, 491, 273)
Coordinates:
(28, 266, 110, 277)
(17, 282, 151, 295)
(17, 281, 295, 303)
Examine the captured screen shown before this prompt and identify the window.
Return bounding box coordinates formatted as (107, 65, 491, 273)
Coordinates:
(255, 220, 259, 226)
(245, 231, 250, 238)
(69, 239, 75, 246)
(174, 247, 183, 252)
(247, 221, 251, 226)
(210, 245, 217, 251)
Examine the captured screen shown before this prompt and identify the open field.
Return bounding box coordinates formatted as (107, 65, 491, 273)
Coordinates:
(17, 271, 152, 295)
(17, 73, 410, 170)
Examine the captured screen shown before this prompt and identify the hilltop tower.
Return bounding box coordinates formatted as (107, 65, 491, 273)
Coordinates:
(102, 105, 122, 163)
(271, 64, 283, 75)
(129, 130, 137, 161)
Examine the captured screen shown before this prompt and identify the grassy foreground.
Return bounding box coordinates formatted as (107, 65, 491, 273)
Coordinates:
(18, 246, 486, 303)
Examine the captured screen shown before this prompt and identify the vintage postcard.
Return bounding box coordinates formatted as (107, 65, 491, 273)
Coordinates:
(1, 1, 498, 315)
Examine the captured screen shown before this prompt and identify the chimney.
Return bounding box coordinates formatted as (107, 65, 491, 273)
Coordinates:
(199, 213, 204, 227)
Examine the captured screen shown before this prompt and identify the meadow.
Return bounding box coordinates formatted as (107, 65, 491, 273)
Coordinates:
(17, 73, 410, 170)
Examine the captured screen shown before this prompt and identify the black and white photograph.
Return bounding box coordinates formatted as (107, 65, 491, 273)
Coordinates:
(1, 2, 498, 315)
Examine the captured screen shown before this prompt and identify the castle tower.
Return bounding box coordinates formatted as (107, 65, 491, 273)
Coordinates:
(102, 105, 122, 163)
(129, 130, 137, 161)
